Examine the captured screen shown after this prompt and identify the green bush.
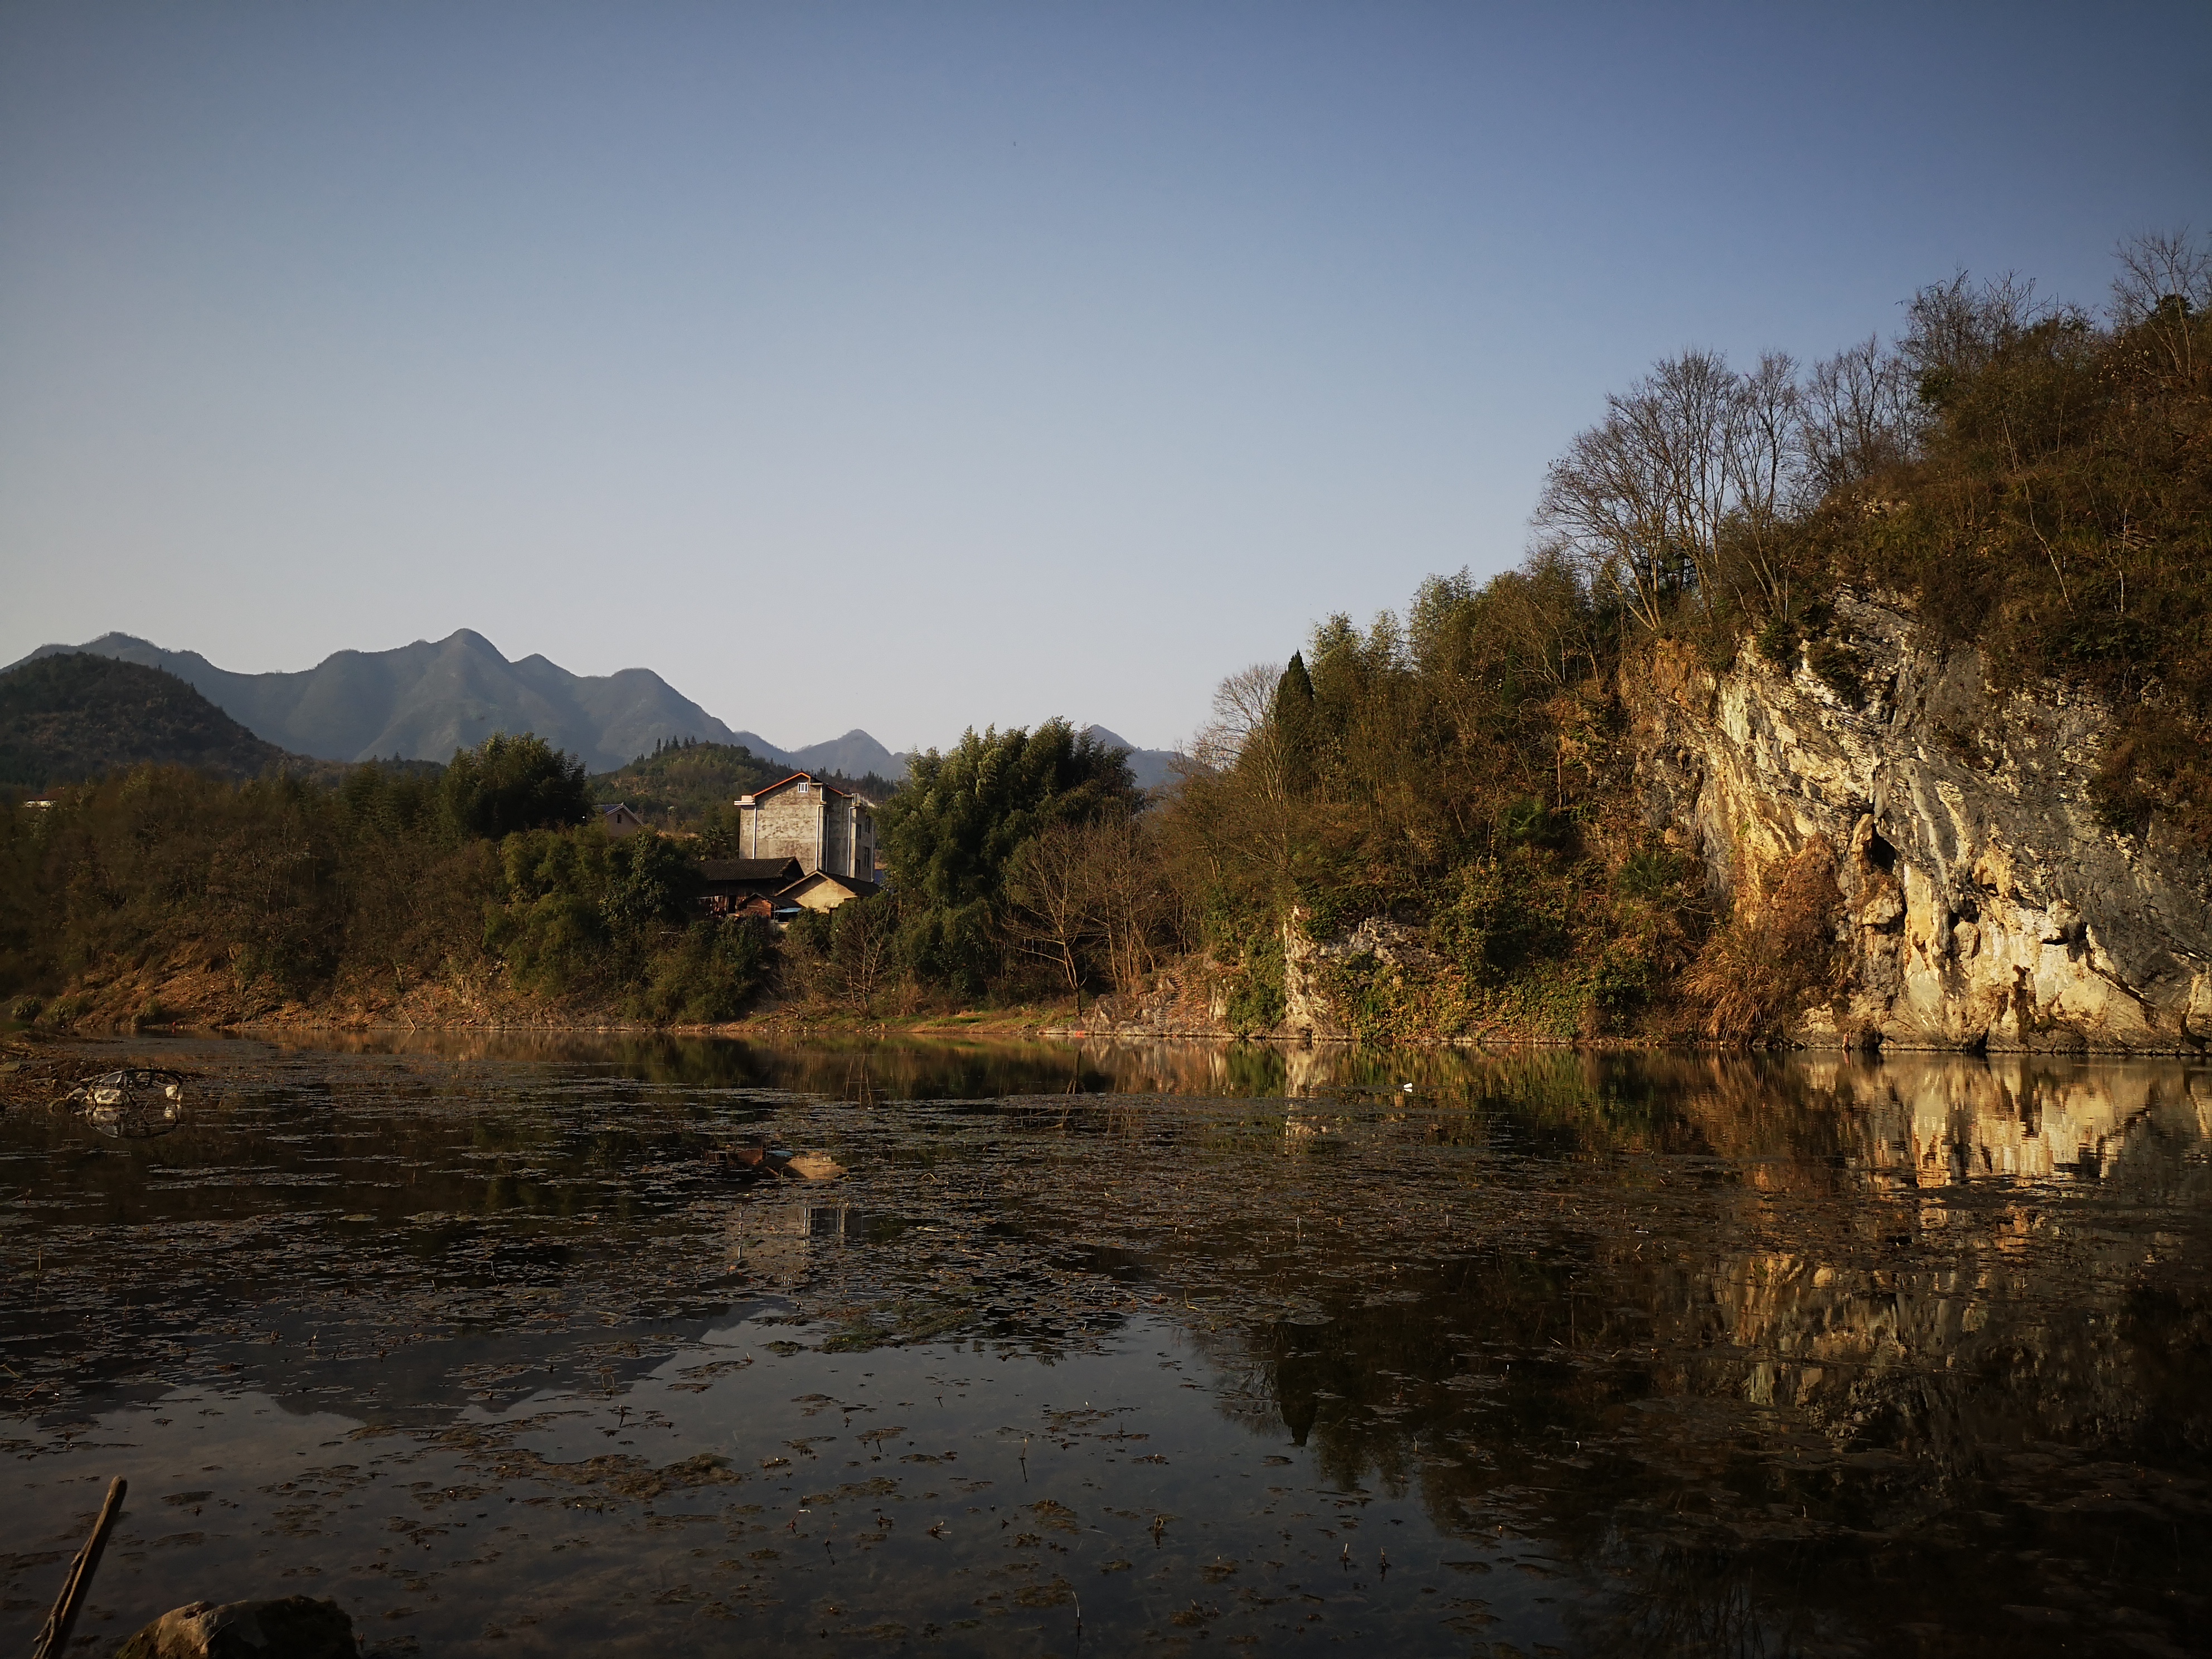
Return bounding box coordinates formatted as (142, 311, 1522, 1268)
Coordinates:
(1221, 927, 1285, 1036)
(1432, 855, 1573, 983)
(638, 918, 771, 1024)
(878, 721, 1137, 996)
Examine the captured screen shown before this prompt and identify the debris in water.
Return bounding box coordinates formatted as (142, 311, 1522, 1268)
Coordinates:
(706, 1140, 843, 1181)
(706, 1141, 794, 1178)
(64, 1069, 186, 1138)
(31, 1474, 124, 1658)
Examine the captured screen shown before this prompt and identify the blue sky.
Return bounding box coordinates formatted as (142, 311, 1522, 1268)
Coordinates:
(3, 2, 2206, 753)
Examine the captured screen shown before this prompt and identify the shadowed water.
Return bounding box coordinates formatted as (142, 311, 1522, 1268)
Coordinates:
(2, 1035, 2207, 1657)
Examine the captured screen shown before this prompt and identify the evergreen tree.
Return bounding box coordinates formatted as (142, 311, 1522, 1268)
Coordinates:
(439, 734, 592, 841)
(877, 720, 1138, 993)
(1273, 651, 1317, 792)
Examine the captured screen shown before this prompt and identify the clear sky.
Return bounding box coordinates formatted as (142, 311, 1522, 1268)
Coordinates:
(3, 3, 2207, 753)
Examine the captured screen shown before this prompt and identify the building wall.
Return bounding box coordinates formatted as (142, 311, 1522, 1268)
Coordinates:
(745, 789, 823, 869)
(740, 778, 875, 879)
(853, 804, 876, 878)
(789, 879, 856, 913)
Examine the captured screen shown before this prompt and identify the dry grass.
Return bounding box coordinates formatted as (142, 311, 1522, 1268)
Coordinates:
(1681, 838, 1845, 1041)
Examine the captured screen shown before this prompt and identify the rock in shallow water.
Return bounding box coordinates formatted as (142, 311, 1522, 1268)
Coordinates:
(112, 1595, 355, 1658)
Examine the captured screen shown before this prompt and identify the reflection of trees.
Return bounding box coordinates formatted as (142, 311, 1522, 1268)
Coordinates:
(1, 1053, 760, 1422)
(278, 1029, 1118, 1099)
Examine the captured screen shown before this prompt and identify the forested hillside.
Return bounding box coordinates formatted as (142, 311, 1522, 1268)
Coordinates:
(1136, 235, 2212, 1044)
(0, 655, 294, 789)
(849, 234, 2211, 1043)
(0, 733, 768, 1027)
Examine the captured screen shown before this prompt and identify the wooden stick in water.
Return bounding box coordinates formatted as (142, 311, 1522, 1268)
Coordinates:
(32, 1475, 127, 1659)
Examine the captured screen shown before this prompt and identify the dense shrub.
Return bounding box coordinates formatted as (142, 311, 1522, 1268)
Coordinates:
(877, 720, 1141, 996)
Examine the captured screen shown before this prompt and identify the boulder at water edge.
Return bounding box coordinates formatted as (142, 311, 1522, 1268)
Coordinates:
(112, 1595, 356, 1658)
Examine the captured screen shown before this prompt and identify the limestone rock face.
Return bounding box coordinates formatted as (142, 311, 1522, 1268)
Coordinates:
(1628, 595, 2212, 1053)
(1282, 910, 1438, 1042)
(1279, 909, 1345, 1042)
(1084, 968, 1233, 1039)
(112, 1595, 356, 1659)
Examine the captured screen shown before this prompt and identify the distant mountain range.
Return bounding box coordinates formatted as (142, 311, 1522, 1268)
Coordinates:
(4, 632, 1185, 787)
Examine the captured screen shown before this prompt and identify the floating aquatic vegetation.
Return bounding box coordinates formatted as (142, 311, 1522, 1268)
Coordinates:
(3, 1037, 2210, 1657)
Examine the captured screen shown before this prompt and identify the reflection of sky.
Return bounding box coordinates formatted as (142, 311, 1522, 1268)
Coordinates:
(4, 1314, 1576, 1656)
(4, 7, 2208, 750)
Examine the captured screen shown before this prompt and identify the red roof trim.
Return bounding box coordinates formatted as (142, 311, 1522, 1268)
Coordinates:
(751, 771, 852, 801)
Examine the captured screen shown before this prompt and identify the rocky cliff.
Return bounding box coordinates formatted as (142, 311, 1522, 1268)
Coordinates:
(1629, 594, 2212, 1054)
(1084, 594, 2211, 1054)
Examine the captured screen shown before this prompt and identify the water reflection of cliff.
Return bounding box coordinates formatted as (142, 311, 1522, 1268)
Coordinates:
(1144, 1051, 2212, 1654)
(1679, 1058, 2212, 1461)
(1217, 1052, 2212, 1451)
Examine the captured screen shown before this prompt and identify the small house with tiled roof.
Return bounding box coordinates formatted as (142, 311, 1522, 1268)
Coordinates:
(779, 870, 884, 913)
(697, 857, 804, 918)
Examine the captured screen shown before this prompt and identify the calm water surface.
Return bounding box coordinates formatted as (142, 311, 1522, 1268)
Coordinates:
(2, 1036, 2208, 1657)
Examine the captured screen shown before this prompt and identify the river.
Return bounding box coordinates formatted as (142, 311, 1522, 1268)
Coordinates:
(2, 1035, 2206, 1656)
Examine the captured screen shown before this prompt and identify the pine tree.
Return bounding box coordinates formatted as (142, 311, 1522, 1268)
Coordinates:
(1274, 652, 1317, 791)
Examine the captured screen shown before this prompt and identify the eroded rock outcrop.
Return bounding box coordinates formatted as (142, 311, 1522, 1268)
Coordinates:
(1629, 595, 2212, 1053)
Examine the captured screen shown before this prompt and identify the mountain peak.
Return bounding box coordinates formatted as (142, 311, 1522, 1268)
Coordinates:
(1083, 724, 1182, 790)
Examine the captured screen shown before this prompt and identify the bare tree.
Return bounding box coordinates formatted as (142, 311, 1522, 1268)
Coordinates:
(1540, 349, 1801, 628)
(1723, 350, 1803, 617)
(1190, 664, 1281, 777)
(1083, 816, 1177, 995)
(1002, 813, 1181, 1001)
(1536, 384, 1685, 631)
(2112, 227, 2212, 380)
(1898, 269, 2056, 390)
(1638, 349, 1741, 617)
(1802, 335, 1919, 494)
(832, 895, 901, 1014)
(1003, 819, 1098, 996)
